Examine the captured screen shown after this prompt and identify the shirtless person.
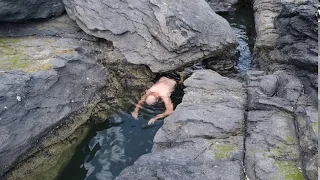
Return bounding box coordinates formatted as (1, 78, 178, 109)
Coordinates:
(131, 77, 177, 125)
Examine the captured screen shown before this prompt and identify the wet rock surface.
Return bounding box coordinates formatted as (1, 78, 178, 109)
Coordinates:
(116, 70, 246, 180)
(0, 0, 64, 21)
(205, 0, 239, 12)
(0, 15, 153, 178)
(62, 0, 238, 72)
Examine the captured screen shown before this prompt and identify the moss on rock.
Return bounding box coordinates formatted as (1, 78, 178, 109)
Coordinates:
(214, 144, 237, 159)
(274, 160, 304, 180)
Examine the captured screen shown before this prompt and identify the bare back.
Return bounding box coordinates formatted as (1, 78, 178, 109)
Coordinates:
(148, 77, 176, 97)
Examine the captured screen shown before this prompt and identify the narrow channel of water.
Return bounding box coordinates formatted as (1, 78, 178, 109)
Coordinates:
(220, 5, 256, 75)
(57, 4, 256, 180)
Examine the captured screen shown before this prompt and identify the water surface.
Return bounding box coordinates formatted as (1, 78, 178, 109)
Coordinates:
(57, 83, 184, 180)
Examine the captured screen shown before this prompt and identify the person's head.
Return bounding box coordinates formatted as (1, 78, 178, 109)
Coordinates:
(146, 94, 159, 105)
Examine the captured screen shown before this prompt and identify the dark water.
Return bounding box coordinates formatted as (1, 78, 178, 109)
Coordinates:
(57, 5, 255, 180)
(219, 5, 256, 75)
(56, 83, 184, 180)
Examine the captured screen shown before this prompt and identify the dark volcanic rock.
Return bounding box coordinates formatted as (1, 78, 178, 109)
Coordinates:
(63, 0, 238, 72)
(116, 70, 246, 180)
(0, 0, 64, 21)
(274, 3, 318, 72)
(0, 15, 153, 178)
(253, 0, 317, 72)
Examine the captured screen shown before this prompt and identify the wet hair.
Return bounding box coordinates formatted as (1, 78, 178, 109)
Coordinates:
(146, 94, 158, 105)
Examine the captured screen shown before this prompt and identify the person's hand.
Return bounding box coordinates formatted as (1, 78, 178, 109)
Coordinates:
(131, 111, 138, 119)
(148, 117, 157, 125)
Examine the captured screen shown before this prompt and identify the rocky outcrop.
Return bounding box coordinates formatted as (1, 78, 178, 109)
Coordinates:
(62, 0, 238, 72)
(0, 15, 153, 178)
(116, 70, 247, 180)
(0, 0, 64, 21)
(245, 71, 318, 180)
(252, 3, 318, 178)
(115, 69, 318, 180)
(205, 0, 238, 12)
(253, 0, 317, 72)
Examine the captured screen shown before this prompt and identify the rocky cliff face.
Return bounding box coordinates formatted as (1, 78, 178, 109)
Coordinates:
(254, 0, 317, 72)
(62, 0, 238, 72)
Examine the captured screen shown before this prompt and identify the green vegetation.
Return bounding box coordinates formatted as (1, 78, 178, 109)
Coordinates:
(214, 144, 237, 159)
(286, 136, 294, 144)
(311, 121, 318, 135)
(275, 161, 304, 180)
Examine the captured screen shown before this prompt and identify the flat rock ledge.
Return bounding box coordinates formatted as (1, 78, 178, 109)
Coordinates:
(116, 70, 247, 180)
(62, 0, 238, 72)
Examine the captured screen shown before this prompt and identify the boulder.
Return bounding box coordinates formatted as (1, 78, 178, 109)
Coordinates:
(116, 70, 246, 180)
(0, 0, 64, 21)
(63, 0, 238, 72)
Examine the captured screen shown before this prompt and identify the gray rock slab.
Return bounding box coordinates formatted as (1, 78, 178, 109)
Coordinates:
(63, 0, 238, 72)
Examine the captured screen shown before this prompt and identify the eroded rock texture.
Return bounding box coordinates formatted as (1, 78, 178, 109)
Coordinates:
(116, 70, 246, 180)
(0, 15, 153, 179)
(0, 0, 64, 21)
(253, 0, 317, 71)
(245, 71, 318, 180)
(63, 0, 238, 72)
(252, 1, 318, 179)
(253, 0, 318, 97)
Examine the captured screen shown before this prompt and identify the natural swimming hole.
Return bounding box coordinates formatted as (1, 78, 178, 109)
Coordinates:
(56, 79, 185, 180)
(57, 4, 255, 180)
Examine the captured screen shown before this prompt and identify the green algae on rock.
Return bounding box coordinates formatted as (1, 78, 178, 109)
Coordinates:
(274, 161, 304, 180)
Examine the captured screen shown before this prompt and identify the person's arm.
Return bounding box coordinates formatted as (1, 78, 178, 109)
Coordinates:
(148, 95, 174, 125)
(132, 91, 150, 119)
